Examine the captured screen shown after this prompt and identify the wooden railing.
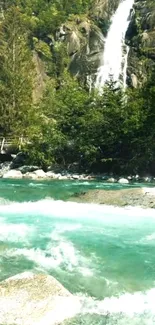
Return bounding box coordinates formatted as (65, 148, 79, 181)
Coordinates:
(0, 137, 25, 154)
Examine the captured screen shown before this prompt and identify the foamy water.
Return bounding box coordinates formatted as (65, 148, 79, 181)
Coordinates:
(0, 195, 155, 324)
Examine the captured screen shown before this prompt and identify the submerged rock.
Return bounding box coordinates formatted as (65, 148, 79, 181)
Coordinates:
(0, 272, 78, 325)
(71, 188, 155, 208)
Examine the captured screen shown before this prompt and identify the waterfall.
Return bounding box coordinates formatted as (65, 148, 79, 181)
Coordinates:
(95, 0, 134, 90)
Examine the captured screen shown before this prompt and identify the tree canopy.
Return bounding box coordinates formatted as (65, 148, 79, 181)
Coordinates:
(0, 1, 155, 175)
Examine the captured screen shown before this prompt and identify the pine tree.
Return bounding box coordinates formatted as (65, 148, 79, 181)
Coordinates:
(0, 6, 34, 136)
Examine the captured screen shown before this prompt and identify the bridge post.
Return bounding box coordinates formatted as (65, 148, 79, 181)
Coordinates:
(0, 138, 5, 154)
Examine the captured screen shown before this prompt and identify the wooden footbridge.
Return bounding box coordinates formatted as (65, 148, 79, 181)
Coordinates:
(0, 137, 25, 154)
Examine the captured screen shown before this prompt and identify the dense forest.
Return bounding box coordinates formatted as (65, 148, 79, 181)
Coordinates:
(0, 0, 155, 175)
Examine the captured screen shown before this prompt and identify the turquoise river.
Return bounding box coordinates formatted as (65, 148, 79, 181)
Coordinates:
(0, 178, 155, 324)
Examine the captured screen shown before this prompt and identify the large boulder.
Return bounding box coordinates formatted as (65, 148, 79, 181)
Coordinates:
(0, 272, 79, 325)
(33, 169, 47, 178)
(23, 170, 47, 179)
(10, 152, 27, 168)
(3, 169, 23, 179)
(23, 172, 38, 180)
(46, 171, 56, 178)
(118, 178, 129, 184)
(107, 177, 116, 183)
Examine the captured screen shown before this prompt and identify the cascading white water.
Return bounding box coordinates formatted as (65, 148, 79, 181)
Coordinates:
(123, 46, 130, 87)
(95, 0, 134, 89)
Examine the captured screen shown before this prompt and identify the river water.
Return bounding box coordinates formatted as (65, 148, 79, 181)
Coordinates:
(0, 179, 155, 324)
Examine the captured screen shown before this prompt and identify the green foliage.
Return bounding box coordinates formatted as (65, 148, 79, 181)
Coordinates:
(29, 70, 155, 173)
(33, 39, 51, 59)
(1, 1, 155, 174)
(0, 6, 36, 136)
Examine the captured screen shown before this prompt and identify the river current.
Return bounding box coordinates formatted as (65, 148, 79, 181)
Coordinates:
(0, 179, 155, 324)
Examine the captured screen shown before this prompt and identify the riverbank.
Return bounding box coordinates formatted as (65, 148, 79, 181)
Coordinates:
(71, 188, 155, 209)
(1, 163, 155, 184)
(0, 165, 155, 208)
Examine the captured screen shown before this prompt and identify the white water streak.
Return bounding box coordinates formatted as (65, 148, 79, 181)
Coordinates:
(95, 0, 134, 89)
(123, 46, 130, 87)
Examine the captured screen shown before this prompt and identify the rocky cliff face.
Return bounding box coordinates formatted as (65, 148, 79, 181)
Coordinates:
(63, 19, 104, 85)
(126, 0, 155, 87)
(32, 0, 155, 95)
(55, 0, 120, 86)
(59, 0, 155, 88)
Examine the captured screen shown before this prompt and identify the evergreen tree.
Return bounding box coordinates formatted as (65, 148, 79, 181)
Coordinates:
(0, 6, 34, 136)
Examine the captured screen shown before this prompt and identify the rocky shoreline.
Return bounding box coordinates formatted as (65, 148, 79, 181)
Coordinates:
(0, 156, 155, 209)
(71, 188, 155, 209)
(0, 153, 155, 182)
(1, 162, 155, 183)
(1, 167, 94, 181)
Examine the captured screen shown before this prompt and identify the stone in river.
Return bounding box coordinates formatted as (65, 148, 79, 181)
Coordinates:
(0, 272, 80, 325)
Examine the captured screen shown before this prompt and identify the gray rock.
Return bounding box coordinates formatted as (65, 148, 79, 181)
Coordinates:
(0, 272, 79, 325)
(46, 171, 68, 179)
(0, 162, 11, 177)
(10, 152, 27, 168)
(58, 175, 68, 180)
(23, 172, 38, 180)
(118, 178, 129, 184)
(18, 165, 40, 174)
(3, 169, 23, 179)
(53, 173, 61, 179)
(23, 170, 47, 180)
(33, 169, 47, 178)
(72, 174, 80, 180)
(131, 73, 138, 88)
(107, 177, 116, 183)
(46, 171, 56, 178)
(126, 0, 155, 86)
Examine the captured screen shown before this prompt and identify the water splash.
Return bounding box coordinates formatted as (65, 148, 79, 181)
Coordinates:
(95, 0, 134, 90)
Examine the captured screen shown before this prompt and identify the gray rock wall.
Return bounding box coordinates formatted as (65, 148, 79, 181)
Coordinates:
(125, 0, 155, 87)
